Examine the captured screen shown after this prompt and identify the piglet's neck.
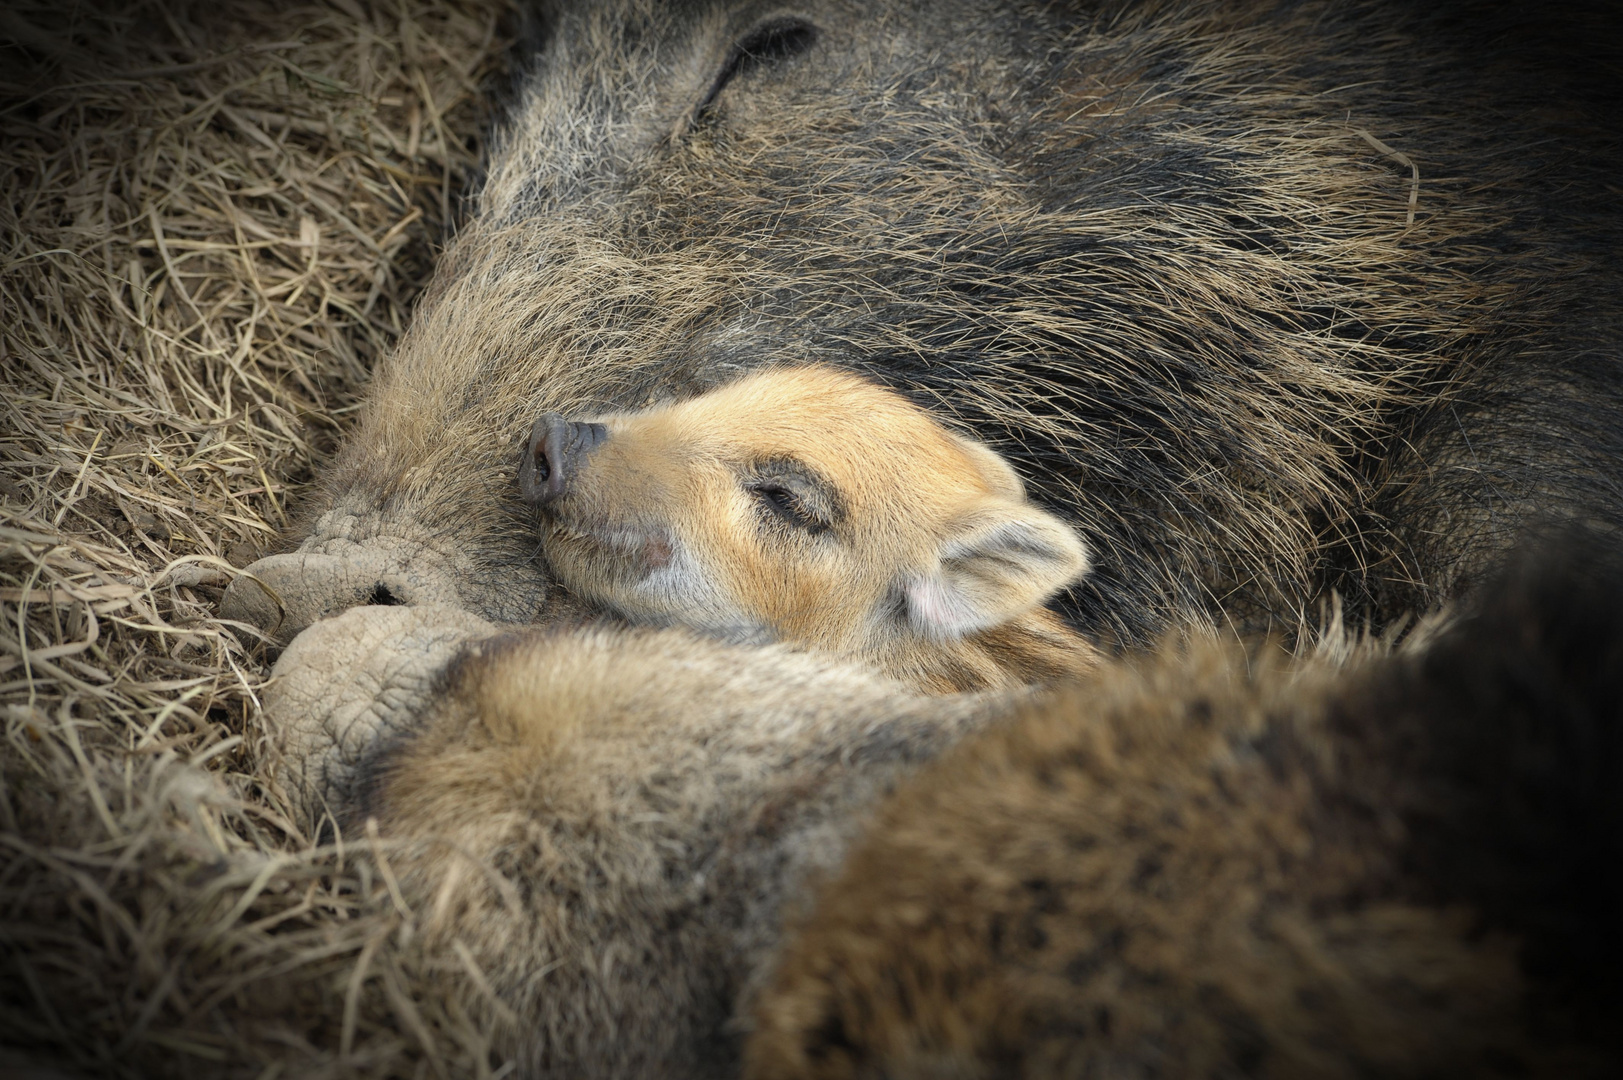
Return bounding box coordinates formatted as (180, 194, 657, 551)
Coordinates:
(864, 610, 1099, 695)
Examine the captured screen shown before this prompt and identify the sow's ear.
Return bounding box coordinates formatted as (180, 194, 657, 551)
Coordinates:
(904, 501, 1089, 640)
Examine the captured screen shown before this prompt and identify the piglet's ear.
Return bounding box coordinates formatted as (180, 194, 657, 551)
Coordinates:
(904, 503, 1089, 640)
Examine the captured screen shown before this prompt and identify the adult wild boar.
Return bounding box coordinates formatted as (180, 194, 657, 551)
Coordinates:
(224, 0, 1623, 1076)
(224, 0, 1623, 649)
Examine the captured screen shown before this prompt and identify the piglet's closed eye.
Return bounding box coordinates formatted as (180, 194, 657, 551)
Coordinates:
(904, 504, 1090, 640)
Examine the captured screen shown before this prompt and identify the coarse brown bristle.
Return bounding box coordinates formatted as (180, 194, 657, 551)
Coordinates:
(1, 2, 519, 1075)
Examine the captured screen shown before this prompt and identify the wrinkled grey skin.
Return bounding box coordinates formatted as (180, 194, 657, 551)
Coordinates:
(260, 604, 496, 823)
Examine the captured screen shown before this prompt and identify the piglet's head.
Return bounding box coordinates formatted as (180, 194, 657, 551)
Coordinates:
(521, 366, 1089, 657)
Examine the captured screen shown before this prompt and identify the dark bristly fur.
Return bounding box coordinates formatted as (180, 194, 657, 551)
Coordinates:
(226, 0, 1623, 649)
(1331, 532, 1623, 1052)
(202, 0, 1623, 1076)
(743, 533, 1623, 1078)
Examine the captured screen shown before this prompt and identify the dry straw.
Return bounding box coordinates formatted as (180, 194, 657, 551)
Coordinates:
(2, 2, 519, 1075)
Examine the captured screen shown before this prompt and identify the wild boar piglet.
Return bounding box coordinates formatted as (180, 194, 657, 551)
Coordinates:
(520, 366, 1096, 692)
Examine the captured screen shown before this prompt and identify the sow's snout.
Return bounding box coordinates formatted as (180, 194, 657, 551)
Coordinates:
(219, 548, 468, 647)
(520, 412, 608, 506)
(218, 419, 594, 649)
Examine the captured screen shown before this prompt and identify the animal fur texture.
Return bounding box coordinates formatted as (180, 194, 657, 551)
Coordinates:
(259, 534, 1623, 1077)
(743, 535, 1623, 1078)
(223, 0, 1623, 648)
(262, 605, 1013, 1078)
(520, 365, 1095, 691)
(222, 0, 1623, 1076)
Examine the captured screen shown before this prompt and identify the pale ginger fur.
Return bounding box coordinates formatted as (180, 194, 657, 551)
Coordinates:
(527, 366, 1097, 692)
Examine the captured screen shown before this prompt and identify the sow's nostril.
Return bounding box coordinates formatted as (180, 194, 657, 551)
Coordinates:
(219, 552, 371, 644)
(519, 413, 608, 506)
(219, 552, 461, 647)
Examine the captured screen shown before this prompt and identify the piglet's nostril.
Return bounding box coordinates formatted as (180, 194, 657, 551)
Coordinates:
(519, 413, 608, 506)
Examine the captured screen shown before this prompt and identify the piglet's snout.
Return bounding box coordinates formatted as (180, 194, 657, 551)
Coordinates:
(520, 413, 608, 505)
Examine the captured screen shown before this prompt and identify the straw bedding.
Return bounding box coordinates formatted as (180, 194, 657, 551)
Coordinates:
(1, 2, 521, 1075)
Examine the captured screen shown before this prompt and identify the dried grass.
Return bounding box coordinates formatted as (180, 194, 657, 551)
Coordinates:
(1, 2, 520, 1075)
